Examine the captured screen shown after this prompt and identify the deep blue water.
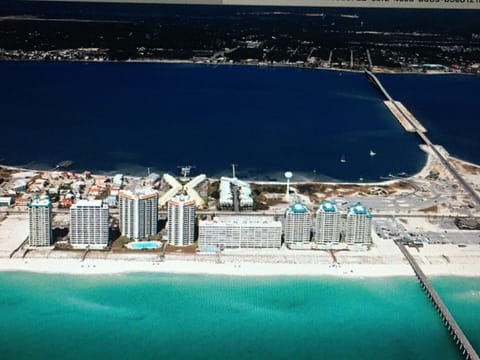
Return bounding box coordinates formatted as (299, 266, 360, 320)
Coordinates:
(1, 61, 427, 181)
(379, 73, 480, 165)
(1, 273, 479, 360)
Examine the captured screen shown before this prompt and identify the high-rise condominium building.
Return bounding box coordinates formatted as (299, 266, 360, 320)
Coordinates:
(119, 188, 158, 240)
(28, 195, 52, 246)
(284, 201, 312, 245)
(198, 215, 282, 249)
(315, 199, 341, 244)
(345, 202, 372, 244)
(70, 200, 109, 249)
(167, 195, 196, 246)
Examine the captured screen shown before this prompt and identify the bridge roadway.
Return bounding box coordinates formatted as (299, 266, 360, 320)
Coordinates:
(365, 70, 480, 208)
(396, 241, 480, 360)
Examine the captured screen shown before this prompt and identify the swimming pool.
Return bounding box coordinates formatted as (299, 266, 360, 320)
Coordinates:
(127, 241, 162, 250)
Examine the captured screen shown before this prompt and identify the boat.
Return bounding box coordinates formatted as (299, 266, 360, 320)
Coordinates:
(369, 150, 376, 156)
(380, 173, 394, 180)
(340, 154, 346, 163)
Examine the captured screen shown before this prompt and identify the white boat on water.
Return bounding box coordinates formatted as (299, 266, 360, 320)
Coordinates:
(369, 150, 376, 156)
(340, 154, 346, 163)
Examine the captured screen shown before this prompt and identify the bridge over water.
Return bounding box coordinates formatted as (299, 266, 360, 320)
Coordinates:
(365, 69, 480, 208)
(396, 241, 479, 360)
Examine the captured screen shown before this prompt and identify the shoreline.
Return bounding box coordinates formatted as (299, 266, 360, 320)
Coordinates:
(1, 57, 477, 77)
(0, 142, 439, 187)
(1, 257, 479, 277)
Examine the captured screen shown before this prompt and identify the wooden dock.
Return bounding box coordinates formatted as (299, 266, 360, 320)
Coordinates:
(396, 241, 480, 360)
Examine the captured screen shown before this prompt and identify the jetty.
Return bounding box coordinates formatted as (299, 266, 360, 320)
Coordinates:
(365, 69, 480, 208)
(396, 241, 480, 360)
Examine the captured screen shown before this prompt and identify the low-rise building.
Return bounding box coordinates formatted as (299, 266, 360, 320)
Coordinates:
(113, 174, 124, 187)
(13, 179, 27, 192)
(0, 197, 13, 207)
(219, 177, 253, 209)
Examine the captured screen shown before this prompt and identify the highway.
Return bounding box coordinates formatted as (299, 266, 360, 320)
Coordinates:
(365, 70, 480, 208)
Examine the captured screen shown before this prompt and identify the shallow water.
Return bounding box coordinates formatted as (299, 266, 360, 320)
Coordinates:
(1, 272, 478, 360)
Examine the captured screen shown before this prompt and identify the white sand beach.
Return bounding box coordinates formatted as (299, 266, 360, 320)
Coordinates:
(1, 249, 479, 277)
(0, 257, 411, 277)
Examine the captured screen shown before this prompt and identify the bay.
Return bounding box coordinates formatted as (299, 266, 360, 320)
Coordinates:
(378, 73, 480, 165)
(0, 61, 426, 181)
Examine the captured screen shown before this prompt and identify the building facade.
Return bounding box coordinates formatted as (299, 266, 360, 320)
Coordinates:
(167, 195, 196, 246)
(198, 215, 282, 249)
(284, 201, 312, 245)
(70, 200, 109, 249)
(315, 199, 341, 244)
(28, 195, 52, 246)
(345, 202, 372, 244)
(119, 188, 158, 240)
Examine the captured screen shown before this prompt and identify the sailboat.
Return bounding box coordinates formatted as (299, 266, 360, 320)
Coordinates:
(369, 150, 376, 156)
(340, 154, 346, 163)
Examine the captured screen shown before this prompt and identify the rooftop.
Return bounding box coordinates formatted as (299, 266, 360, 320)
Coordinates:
(29, 195, 51, 208)
(287, 201, 309, 214)
(72, 199, 104, 208)
(348, 202, 371, 217)
(119, 187, 158, 200)
(319, 199, 337, 212)
(168, 194, 196, 206)
(201, 215, 281, 227)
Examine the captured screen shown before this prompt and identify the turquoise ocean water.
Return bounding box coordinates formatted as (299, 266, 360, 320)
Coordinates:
(0, 273, 479, 360)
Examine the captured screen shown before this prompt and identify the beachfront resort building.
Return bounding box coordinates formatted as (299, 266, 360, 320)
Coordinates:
(167, 194, 196, 246)
(284, 201, 312, 245)
(70, 199, 109, 249)
(119, 188, 158, 240)
(198, 215, 282, 250)
(345, 202, 372, 244)
(219, 177, 254, 209)
(28, 195, 52, 246)
(314, 200, 341, 244)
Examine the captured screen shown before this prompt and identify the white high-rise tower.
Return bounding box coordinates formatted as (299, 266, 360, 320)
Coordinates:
(315, 199, 341, 244)
(167, 195, 196, 246)
(119, 188, 158, 240)
(284, 201, 312, 245)
(345, 202, 372, 244)
(70, 200, 109, 249)
(28, 195, 52, 247)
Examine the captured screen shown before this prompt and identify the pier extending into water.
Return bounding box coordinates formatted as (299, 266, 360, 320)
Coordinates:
(396, 241, 480, 360)
(365, 69, 480, 207)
